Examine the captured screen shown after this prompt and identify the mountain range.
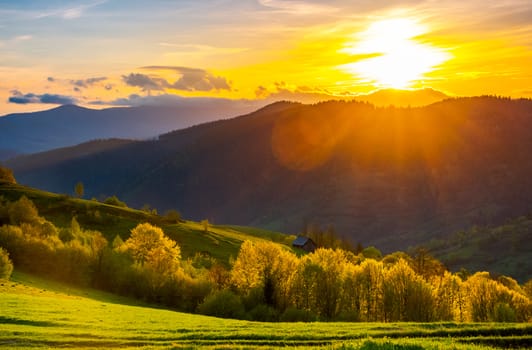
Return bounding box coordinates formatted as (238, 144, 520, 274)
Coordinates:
(7, 96, 532, 253)
(0, 89, 448, 160)
(0, 100, 263, 160)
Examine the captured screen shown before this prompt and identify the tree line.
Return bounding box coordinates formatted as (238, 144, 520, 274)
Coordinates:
(0, 195, 531, 322)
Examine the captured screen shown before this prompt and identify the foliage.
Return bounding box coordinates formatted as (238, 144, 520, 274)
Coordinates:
(0, 166, 16, 184)
(7, 195, 41, 225)
(0, 192, 531, 323)
(0, 247, 13, 279)
(104, 195, 127, 207)
(197, 289, 246, 319)
(163, 209, 181, 223)
(74, 181, 84, 198)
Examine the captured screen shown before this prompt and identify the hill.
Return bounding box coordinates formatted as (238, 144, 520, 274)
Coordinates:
(353, 88, 448, 107)
(1, 272, 530, 349)
(7, 97, 532, 258)
(0, 182, 293, 264)
(0, 101, 263, 160)
(422, 215, 532, 280)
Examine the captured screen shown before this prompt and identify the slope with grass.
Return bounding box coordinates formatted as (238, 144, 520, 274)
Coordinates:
(422, 215, 532, 281)
(0, 182, 293, 264)
(1, 271, 531, 349)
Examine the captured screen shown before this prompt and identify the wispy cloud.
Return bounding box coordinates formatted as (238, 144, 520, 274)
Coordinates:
(34, 0, 107, 20)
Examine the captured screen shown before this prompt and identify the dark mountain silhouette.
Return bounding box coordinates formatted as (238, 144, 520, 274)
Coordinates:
(0, 101, 263, 160)
(8, 97, 532, 252)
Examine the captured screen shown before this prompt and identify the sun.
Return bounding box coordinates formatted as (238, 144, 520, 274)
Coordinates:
(340, 18, 450, 89)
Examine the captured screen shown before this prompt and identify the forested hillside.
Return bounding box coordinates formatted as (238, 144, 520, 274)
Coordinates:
(8, 97, 532, 256)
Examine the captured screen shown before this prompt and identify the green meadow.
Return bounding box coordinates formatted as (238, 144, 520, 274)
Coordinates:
(1, 272, 530, 349)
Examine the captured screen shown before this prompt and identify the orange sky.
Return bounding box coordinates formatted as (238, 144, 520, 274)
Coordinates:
(1, 0, 531, 115)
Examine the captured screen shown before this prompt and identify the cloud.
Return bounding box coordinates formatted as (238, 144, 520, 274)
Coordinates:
(122, 73, 165, 92)
(8, 90, 77, 105)
(88, 94, 265, 114)
(141, 66, 232, 91)
(34, 0, 107, 20)
(13, 35, 32, 41)
(70, 76, 107, 88)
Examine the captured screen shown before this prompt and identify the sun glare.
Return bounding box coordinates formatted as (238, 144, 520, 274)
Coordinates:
(340, 18, 450, 89)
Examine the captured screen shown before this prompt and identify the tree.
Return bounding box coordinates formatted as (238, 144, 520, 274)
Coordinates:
(201, 219, 210, 233)
(74, 181, 84, 198)
(411, 246, 445, 279)
(383, 259, 435, 322)
(8, 196, 41, 225)
(231, 241, 298, 311)
(104, 195, 127, 208)
(0, 166, 16, 184)
(0, 247, 14, 279)
(163, 209, 181, 223)
(123, 223, 181, 274)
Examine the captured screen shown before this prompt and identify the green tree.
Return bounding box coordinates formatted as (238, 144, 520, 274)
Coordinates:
(124, 223, 181, 274)
(74, 181, 84, 198)
(0, 247, 14, 279)
(163, 209, 181, 223)
(201, 219, 210, 233)
(231, 240, 298, 311)
(0, 166, 16, 184)
(104, 195, 127, 207)
(8, 196, 41, 225)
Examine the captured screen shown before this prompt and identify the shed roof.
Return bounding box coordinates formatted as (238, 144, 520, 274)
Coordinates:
(292, 236, 310, 246)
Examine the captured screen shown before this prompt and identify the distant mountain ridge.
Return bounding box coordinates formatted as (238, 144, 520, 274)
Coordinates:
(8, 96, 532, 256)
(0, 89, 450, 160)
(0, 101, 263, 160)
(353, 88, 449, 107)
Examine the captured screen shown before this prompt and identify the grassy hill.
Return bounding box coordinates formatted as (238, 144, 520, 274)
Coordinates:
(422, 215, 532, 282)
(1, 271, 530, 349)
(0, 182, 294, 264)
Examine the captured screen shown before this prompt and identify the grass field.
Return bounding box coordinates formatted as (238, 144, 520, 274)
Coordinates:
(1, 272, 531, 349)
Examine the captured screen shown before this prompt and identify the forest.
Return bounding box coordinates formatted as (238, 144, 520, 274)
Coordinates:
(1, 193, 531, 323)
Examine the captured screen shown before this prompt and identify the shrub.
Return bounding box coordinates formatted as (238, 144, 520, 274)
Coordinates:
(104, 195, 127, 208)
(163, 209, 182, 223)
(493, 303, 517, 322)
(8, 196, 41, 225)
(248, 304, 279, 322)
(0, 247, 14, 279)
(0, 166, 16, 184)
(197, 289, 246, 319)
(279, 307, 316, 322)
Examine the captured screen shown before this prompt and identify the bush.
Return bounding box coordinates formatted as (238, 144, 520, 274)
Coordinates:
(0, 166, 16, 184)
(8, 196, 41, 225)
(279, 307, 316, 322)
(248, 304, 279, 322)
(493, 303, 517, 322)
(197, 289, 246, 319)
(0, 247, 14, 279)
(163, 209, 182, 223)
(104, 196, 127, 208)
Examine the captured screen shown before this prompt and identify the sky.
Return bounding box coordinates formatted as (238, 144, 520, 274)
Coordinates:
(1, 0, 532, 115)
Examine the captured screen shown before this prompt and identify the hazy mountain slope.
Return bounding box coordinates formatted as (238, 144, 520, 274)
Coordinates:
(8, 97, 532, 253)
(354, 88, 448, 107)
(0, 101, 263, 160)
